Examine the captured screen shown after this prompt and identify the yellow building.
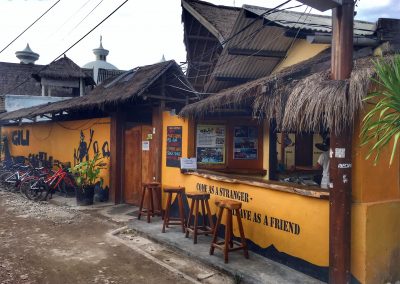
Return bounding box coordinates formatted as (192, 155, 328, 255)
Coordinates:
(1, 1, 399, 283)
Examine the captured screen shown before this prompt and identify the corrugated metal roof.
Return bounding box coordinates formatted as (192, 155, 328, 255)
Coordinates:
(205, 11, 292, 93)
(244, 5, 376, 36)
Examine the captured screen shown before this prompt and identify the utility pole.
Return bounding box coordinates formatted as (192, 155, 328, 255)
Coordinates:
(329, 1, 354, 283)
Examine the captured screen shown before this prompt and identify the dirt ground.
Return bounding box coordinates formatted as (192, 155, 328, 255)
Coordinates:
(0, 190, 195, 284)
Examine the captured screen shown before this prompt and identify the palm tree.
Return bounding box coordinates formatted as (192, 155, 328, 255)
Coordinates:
(361, 55, 400, 165)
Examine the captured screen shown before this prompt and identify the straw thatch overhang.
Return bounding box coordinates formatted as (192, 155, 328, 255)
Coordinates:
(180, 46, 396, 134)
(0, 60, 197, 123)
(32, 56, 95, 85)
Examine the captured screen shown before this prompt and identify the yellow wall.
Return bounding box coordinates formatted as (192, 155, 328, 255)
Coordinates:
(162, 112, 329, 267)
(2, 118, 111, 186)
(350, 110, 400, 283)
(273, 39, 329, 73)
(162, 112, 400, 283)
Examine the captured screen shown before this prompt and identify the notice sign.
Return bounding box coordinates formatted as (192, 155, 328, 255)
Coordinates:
(180, 157, 197, 170)
(166, 126, 182, 167)
(233, 126, 258, 160)
(142, 141, 150, 151)
(196, 125, 225, 164)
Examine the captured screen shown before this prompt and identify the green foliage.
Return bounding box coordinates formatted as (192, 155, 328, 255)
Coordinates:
(361, 55, 400, 165)
(69, 154, 107, 188)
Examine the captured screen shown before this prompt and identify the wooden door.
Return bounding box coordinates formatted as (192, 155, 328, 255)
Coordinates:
(124, 126, 142, 205)
(123, 125, 154, 205)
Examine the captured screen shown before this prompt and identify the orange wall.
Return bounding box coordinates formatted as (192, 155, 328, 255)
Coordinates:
(2, 118, 111, 186)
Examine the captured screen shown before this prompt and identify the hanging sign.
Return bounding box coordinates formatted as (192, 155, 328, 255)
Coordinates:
(166, 126, 182, 167)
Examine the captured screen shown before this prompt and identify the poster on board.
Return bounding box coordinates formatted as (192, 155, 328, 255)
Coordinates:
(166, 126, 182, 167)
(196, 125, 225, 164)
(233, 126, 258, 160)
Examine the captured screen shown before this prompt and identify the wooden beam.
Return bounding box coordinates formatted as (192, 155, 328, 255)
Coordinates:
(329, 1, 354, 283)
(151, 107, 163, 183)
(228, 48, 286, 58)
(215, 76, 255, 83)
(110, 112, 125, 204)
(142, 94, 188, 103)
(188, 35, 218, 42)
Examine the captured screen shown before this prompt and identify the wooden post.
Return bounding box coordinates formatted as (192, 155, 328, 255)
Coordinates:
(110, 111, 125, 204)
(152, 107, 163, 182)
(329, 1, 354, 283)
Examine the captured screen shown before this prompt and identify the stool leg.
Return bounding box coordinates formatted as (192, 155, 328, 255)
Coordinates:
(236, 209, 249, 259)
(224, 209, 232, 263)
(229, 216, 234, 248)
(185, 198, 195, 238)
(200, 199, 207, 230)
(147, 188, 152, 223)
(162, 193, 172, 233)
(177, 193, 186, 233)
(193, 200, 199, 244)
(205, 200, 214, 233)
(158, 187, 163, 219)
(138, 186, 146, 220)
(150, 188, 155, 217)
(210, 207, 223, 255)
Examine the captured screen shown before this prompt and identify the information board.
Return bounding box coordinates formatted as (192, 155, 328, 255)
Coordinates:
(196, 125, 225, 164)
(166, 126, 182, 167)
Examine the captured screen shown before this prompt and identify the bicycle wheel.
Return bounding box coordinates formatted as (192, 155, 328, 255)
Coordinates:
(36, 183, 50, 201)
(25, 180, 42, 200)
(19, 177, 37, 198)
(0, 171, 15, 191)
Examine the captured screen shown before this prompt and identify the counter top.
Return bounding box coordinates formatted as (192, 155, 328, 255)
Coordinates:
(182, 169, 329, 200)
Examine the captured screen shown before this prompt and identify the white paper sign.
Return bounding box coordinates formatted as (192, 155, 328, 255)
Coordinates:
(180, 158, 197, 170)
(142, 141, 150, 151)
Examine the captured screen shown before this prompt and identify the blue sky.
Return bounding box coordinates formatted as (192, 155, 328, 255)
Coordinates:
(0, 0, 397, 70)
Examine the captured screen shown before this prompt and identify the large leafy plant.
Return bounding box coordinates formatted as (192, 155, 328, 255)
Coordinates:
(69, 154, 107, 188)
(361, 55, 400, 165)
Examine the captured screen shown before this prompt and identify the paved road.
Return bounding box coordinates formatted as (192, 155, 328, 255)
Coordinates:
(0, 191, 191, 284)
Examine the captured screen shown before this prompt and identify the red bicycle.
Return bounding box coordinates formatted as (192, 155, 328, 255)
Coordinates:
(21, 163, 77, 201)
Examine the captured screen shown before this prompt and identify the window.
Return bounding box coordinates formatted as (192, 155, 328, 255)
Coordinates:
(194, 119, 264, 174)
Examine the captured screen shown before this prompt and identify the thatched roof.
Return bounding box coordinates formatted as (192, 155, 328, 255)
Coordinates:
(180, 47, 393, 134)
(0, 60, 196, 122)
(182, 0, 240, 41)
(32, 56, 95, 85)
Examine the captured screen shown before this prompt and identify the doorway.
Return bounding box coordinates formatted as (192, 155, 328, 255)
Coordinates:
(123, 125, 153, 205)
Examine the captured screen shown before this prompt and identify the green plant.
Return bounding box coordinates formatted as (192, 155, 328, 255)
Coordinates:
(69, 154, 107, 189)
(361, 55, 400, 165)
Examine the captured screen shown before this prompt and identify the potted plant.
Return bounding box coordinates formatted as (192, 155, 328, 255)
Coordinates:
(69, 154, 107, 206)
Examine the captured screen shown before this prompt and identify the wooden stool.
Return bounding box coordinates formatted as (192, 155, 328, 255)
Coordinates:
(138, 182, 161, 223)
(210, 200, 249, 263)
(185, 192, 214, 244)
(162, 186, 186, 233)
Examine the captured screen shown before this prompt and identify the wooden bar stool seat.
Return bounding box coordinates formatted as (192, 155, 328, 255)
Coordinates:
(185, 192, 214, 244)
(162, 186, 186, 233)
(210, 200, 249, 263)
(138, 182, 162, 223)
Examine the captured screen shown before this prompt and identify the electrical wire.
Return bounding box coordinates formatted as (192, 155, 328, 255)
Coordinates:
(66, 0, 104, 37)
(0, 0, 62, 55)
(47, 0, 93, 40)
(1, 0, 130, 98)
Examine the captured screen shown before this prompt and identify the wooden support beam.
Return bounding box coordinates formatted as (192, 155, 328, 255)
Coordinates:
(228, 48, 286, 58)
(110, 112, 125, 204)
(142, 94, 188, 103)
(151, 107, 163, 183)
(188, 35, 218, 42)
(215, 76, 255, 83)
(329, 1, 354, 283)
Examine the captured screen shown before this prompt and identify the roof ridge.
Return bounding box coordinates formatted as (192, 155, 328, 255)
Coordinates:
(183, 0, 240, 11)
(242, 4, 375, 25)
